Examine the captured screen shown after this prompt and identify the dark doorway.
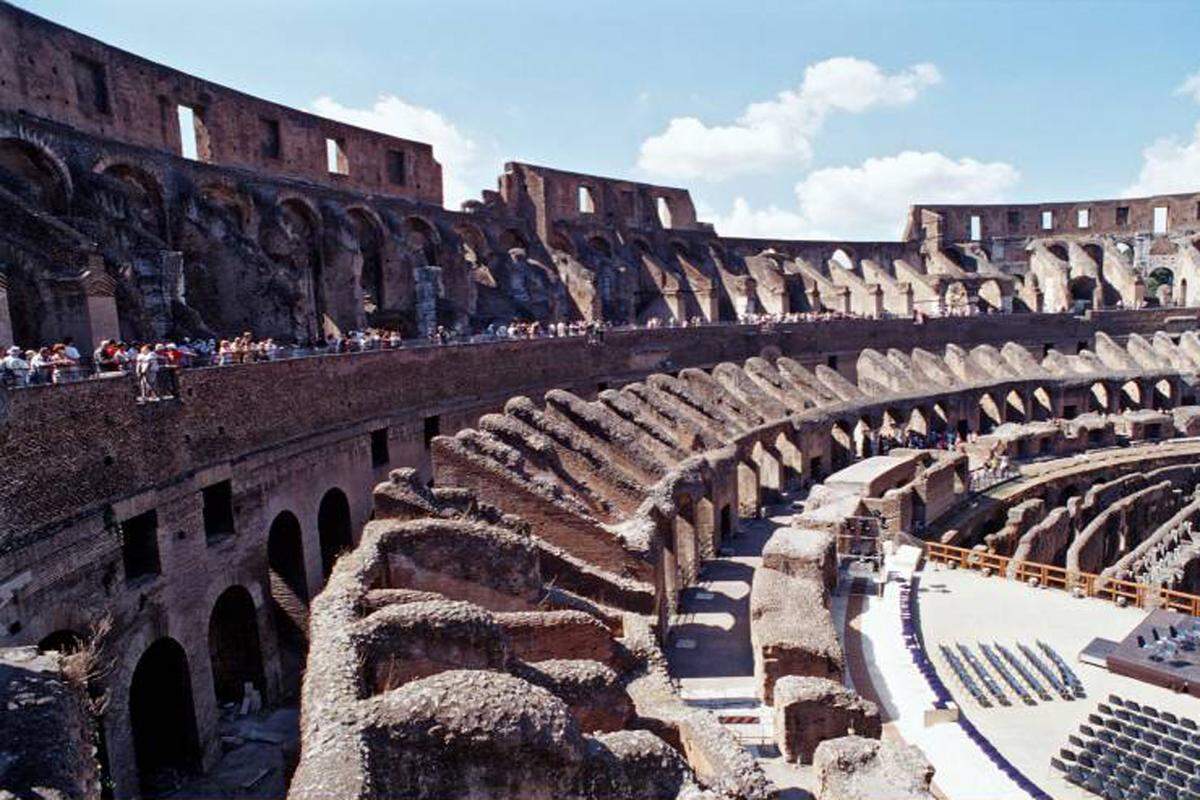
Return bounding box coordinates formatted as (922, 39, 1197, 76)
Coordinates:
(208, 586, 266, 705)
(129, 638, 201, 795)
(317, 489, 353, 581)
(267, 511, 308, 691)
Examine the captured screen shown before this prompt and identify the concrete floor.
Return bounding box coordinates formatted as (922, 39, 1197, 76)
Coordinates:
(919, 564, 1200, 800)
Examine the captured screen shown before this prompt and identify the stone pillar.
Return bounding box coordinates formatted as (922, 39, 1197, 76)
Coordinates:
(897, 282, 914, 317)
(662, 288, 685, 323)
(414, 266, 444, 337)
(79, 268, 120, 354)
(694, 287, 719, 323)
(866, 284, 884, 319)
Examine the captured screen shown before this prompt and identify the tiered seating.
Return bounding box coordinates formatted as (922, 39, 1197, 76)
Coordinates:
(1038, 639, 1086, 697)
(1052, 696, 1200, 799)
(939, 644, 992, 707)
(957, 642, 1010, 706)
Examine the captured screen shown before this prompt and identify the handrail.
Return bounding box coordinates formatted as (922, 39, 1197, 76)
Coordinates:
(925, 541, 1200, 616)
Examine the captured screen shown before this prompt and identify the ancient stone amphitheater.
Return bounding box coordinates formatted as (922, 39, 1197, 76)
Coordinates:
(3, 4, 1200, 800)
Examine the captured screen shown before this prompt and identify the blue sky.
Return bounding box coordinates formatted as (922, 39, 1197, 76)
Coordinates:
(16, 0, 1200, 239)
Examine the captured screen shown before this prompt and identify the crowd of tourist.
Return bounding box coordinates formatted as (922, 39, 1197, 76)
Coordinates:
(0, 305, 981, 395)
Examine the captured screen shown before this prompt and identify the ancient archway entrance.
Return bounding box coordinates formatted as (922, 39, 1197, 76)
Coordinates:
(208, 585, 266, 706)
(267, 511, 308, 691)
(317, 488, 353, 581)
(129, 638, 201, 794)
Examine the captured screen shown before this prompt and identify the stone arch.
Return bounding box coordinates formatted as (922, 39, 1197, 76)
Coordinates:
(129, 637, 201, 794)
(1090, 382, 1110, 413)
(98, 161, 166, 237)
(275, 196, 325, 333)
(673, 494, 699, 587)
(978, 279, 1003, 311)
(547, 228, 576, 256)
(267, 510, 308, 686)
(830, 248, 854, 271)
(455, 222, 489, 264)
(1005, 390, 1027, 423)
(831, 420, 855, 469)
(405, 216, 440, 265)
(317, 488, 353, 581)
(207, 585, 266, 705)
(1069, 275, 1097, 309)
(499, 228, 529, 253)
(587, 235, 613, 259)
(198, 182, 252, 235)
(1155, 378, 1174, 409)
(930, 403, 949, 433)
(979, 392, 1003, 433)
(347, 207, 385, 314)
(1148, 266, 1175, 306)
(0, 135, 72, 211)
(1120, 380, 1142, 410)
(1033, 386, 1054, 420)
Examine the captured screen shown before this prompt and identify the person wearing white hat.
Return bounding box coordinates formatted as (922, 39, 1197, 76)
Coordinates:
(1, 346, 29, 386)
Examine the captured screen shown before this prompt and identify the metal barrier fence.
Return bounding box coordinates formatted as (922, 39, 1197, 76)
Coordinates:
(925, 541, 1200, 617)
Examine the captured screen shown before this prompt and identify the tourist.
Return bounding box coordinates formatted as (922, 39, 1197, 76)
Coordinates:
(1, 346, 29, 386)
(135, 344, 159, 400)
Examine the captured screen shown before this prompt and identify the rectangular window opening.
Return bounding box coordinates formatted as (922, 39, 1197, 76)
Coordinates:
(1077, 209, 1090, 228)
(177, 104, 211, 162)
(826, 354, 838, 371)
(260, 118, 281, 159)
(579, 185, 596, 214)
(71, 54, 110, 115)
(386, 150, 407, 185)
(1116, 206, 1130, 226)
(1153, 206, 1168, 235)
(326, 137, 349, 175)
(423, 415, 441, 450)
(121, 510, 161, 583)
(1041, 210, 1053, 230)
(969, 215, 982, 241)
(656, 196, 673, 229)
(1006, 210, 1020, 232)
(202, 480, 236, 543)
(1043, 342, 1055, 357)
(371, 427, 390, 467)
(1077, 340, 1089, 354)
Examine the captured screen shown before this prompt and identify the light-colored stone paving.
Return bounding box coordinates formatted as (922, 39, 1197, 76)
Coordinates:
(918, 564, 1200, 800)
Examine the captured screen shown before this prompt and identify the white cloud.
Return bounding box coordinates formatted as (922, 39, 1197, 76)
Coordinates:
(1124, 122, 1200, 197)
(704, 150, 1019, 240)
(311, 94, 480, 208)
(637, 58, 941, 181)
(1176, 70, 1200, 104)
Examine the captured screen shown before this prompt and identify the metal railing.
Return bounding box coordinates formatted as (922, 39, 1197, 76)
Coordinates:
(925, 541, 1200, 616)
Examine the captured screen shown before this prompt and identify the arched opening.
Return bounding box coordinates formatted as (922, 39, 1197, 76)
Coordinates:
(1069, 275, 1097, 312)
(1005, 390, 1027, 423)
(406, 216, 439, 265)
(830, 248, 853, 271)
(1120, 381, 1142, 411)
(207, 585, 266, 706)
(1155, 379, 1174, 410)
(547, 229, 575, 256)
(978, 279, 1003, 312)
(317, 488, 353, 581)
(0, 137, 69, 212)
(102, 163, 165, 238)
(1180, 278, 1190, 307)
(348, 209, 384, 317)
(1148, 267, 1175, 307)
(674, 496, 699, 587)
(944, 281, 969, 315)
(656, 196, 673, 229)
(267, 511, 308, 689)
(931, 403, 950, 434)
(129, 638, 201, 794)
(587, 236, 613, 259)
(831, 421, 854, 469)
(1033, 387, 1054, 420)
(979, 393, 1003, 433)
(1090, 382, 1109, 413)
(277, 199, 324, 336)
(737, 460, 759, 517)
(499, 228, 529, 253)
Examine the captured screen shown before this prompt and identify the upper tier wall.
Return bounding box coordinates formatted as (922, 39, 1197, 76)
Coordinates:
(0, 2, 442, 203)
(909, 193, 1200, 244)
(1, 307, 1194, 551)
